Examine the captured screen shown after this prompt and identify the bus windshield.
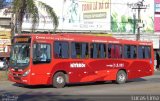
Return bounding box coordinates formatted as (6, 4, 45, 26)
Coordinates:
(10, 44, 30, 68)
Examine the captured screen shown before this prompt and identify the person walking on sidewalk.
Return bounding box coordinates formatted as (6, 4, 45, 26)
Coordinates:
(156, 52, 160, 70)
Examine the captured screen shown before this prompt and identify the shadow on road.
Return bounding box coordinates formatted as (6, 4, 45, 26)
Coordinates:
(11, 78, 148, 89)
(12, 83, 52, 89)
(0, 91, 90, 101)
(1, 77, 159, 101)
(127, 78, 147, 83)
(12, 81, 112, 89)
(0, 89, 133, 101)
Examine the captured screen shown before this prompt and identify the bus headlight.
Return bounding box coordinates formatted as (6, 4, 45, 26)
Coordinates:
(22, 69, 30, 77)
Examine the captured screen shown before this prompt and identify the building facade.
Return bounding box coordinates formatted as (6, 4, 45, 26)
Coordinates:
(0, 0, 159, 59)
(0, 0, 12, 59)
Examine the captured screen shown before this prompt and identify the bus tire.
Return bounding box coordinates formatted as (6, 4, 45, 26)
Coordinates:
(115, 70, 127, 84)
(52, 72, 66, 88)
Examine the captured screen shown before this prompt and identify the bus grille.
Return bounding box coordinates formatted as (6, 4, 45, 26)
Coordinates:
(14, 77, 21, 81)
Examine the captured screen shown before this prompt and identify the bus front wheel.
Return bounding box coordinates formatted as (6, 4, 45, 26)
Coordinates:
(115, 70, 127, 84)
(52, 72, 66, 88)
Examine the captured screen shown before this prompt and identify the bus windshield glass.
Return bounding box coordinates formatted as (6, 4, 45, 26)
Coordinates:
(10, 44, 30, 68)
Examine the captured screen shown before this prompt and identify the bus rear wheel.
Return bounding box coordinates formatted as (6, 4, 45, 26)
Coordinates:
(52, 72, 66, 88)
(115, 70, 127, 84)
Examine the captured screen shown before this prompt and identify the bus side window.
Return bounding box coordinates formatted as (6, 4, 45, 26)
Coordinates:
(81, 43, 88, 58)
(138, 46, 144, 59)
(138, 45, 151, 59)
(33, 44, 51, 63)
(71, 43, 77, 58)
(54, 41, 69, 58)
(144, 46, 151, 59)
(62, 42, 69, 58)
(108, 44, 114, 58)
(115, 45, 122, 58)
(90, 43, 94, 58)
(108, 44, 122, 59)
(71, 42, 88, 59)
(124, 45, 137, 59)
(99, 44, 106, 58)
(108, 44, 112, 58)
(54, 42, 61, 58)
(90, 43, 106, 59)
(93, 43, 98, 58)
(130, 45, 137, 59)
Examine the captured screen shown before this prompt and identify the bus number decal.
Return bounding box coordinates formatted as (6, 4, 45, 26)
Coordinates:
(106, 63, 124, 68)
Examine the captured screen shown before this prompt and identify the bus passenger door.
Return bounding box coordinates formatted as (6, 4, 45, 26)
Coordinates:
(31, 43, 52, 84)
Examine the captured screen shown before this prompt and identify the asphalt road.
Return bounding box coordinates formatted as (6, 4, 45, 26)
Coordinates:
(0, 72, 160, 101)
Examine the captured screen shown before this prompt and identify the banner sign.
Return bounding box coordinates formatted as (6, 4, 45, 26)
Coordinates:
(21, 0, 153, 34)
(155, 0, 160, 33)
(22, 0, 111, 32)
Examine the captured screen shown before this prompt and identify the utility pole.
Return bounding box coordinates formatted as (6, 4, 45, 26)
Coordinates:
(133, 14, 136, 34)
(128, 0, 148, 40)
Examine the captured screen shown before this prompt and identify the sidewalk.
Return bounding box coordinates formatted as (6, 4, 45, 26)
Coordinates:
(154, 69, 160, 75)
(0, 71, 8, 81)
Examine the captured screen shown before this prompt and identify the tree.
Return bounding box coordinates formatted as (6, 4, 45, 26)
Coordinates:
(12, 0, 59, 34)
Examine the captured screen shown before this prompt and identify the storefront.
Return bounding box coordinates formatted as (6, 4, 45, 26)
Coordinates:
(0, 31, 11, 60)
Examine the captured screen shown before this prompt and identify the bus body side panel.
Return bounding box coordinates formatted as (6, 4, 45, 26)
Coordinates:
(29, 63, 54, 85)
(50, 60, 94, 83)
(49, 59, 123, 84)
(127, 60, 153, 79)
(28, 59, 154, 85)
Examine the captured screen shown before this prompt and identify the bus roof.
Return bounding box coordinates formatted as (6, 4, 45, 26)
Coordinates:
(15, 33, 153, 46)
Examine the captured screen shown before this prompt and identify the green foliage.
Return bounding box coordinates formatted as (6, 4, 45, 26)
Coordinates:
(111, 13, 133, 33)
(111, 13, 154, 34)
(119, 15, 127, 32)
(128, 16, 134, 33)
(12, 0, 59, 33)
(111, 12, 118, 32)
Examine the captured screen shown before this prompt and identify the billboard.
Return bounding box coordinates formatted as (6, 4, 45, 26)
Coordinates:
(111, 0, 154, 34)
(155, 0, 160, 33)
(22, 0, 111, 32)
(22, 0, 154, 33)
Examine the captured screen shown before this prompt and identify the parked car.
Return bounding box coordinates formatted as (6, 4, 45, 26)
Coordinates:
(0, 61, 8, 70)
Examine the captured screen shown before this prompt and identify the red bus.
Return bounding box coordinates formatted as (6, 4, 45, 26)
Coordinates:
(8, 33, 154, 88)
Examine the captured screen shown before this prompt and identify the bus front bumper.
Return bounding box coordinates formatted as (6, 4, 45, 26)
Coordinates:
(8, 72, 30, 85)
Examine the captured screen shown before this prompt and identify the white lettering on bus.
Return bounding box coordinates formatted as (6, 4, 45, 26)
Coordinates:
(92, 40, 107, 43)
(36, 36, 46, 39)
(106, 63, 124, 68)
(70, 63, 86, 68)
(36, 36, 74, 41)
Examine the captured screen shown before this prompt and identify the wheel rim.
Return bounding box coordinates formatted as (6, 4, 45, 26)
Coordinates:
(118, 73, 125, 82)
(56, 76, 64, 84)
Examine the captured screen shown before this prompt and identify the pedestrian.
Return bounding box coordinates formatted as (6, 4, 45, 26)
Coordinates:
(156, 52, 160, 69)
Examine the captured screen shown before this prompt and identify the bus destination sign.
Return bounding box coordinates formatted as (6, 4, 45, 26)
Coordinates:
(14, 37, 31, 43)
